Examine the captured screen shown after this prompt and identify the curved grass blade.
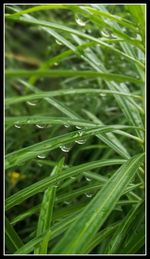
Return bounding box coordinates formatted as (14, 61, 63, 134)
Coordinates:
(10, 181, 141, 227)
(81, 7, 143, 51)
(96, 5, 144, 80)
(84, 222, 121, 254)
(14, 229, 51, 255)
(5, 69, 144, 84)
(5, 125, 139, 170)
(121, 227, 145, 254)
(5, 117, 144, 144)
(125, 5, 145, 43)
(11, 204, 40, 225)
(56, 183, 141, 205)
(5, 5, 67, 17)
(34, 158, 64, 254)
(5, 4, 140, 35)
(6, 4, 142, 49)
(5, 116, 99, 128)
(104, 202, 144, 254)
(14, 212, 80, 255)
(5, 89, 141, 106)
(28, 41, 98, 85)
(6, 15, 144, 69)
(50, 153, 144, 254)
(82, 109, 130, 159)
(5, 217, 24, 253)
(19, 80, 132, 160)
(5, 158, 126, 211)
(106, 82, 144, 139)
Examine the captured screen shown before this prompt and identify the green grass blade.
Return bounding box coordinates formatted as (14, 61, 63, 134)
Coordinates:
(5, 217, 24, 253)
(10, 182, 140, 226)
(106, 82, 144, 139)
(5, 158, 126, 211)
(11, 205, 40, 225)
(5, 69, 144, 84)
(28, 41, 98, 85)
(5, 116, 100, 128)
(13, 230, 51, 255)
(14, 212, 80, 255)
(5, 89, 141, 106)
(20, 80, 132, 160)
(5, 5, 67, 17)
(6, 5, 144, 53)
(81, 7, 143, 51)
(34, 158, 64, 254)
(50, 153, 144, 254)
(125, 5, 145, 42)
(6, 15, 144, 69)
(121, 227, 145, 254)
(5, 125, 139, 170)
(84, 222, 120, 254)
(83, 109, 130, 159)
(104, 202, 144, 253)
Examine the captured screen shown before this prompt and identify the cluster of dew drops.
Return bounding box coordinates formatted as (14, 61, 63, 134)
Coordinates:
(13, 106, 94, 204)
(58, 124, 87, 153)
(14, 100, 87, 156)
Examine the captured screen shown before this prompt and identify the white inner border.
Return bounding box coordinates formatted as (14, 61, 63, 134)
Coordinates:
(4, 2, 147, 256)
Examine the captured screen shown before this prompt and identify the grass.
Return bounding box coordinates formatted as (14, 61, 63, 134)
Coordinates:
(5, 4, 145, 255)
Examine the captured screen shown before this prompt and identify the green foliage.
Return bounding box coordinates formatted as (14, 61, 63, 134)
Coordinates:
(5, 4, 145, 255)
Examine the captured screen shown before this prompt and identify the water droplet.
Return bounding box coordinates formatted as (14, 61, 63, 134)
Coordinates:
(26, 101, 37, 106)
(101, 30, 110, 37)
(36, 124, 45, 129)
(85, 193, 93, 198)
(86, 177, 92, 182)
(56, 39, 62, 45)
(37, 154, 46, 159)
(111, 34, 117, 39)
(100, 93, 106, 97)
(75, 139, 86, 145)
(64, 124, 70, 128)
(14, 123, 21, 129)
(75, 125, 82, 129)
(60, 145, 71, 153)
(75, 14, 87, 27)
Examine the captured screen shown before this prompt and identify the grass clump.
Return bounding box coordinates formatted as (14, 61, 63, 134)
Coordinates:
(5, 4, 145, 255)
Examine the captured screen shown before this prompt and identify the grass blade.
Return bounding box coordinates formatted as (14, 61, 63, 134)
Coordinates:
(6, 15, 144, 69)
(5, 217, 24, 253)
(5, 89, 141, 106)
(6, 158, 126, 211)
(5, 69, 144, 84)
(5, 125, 139, 170)
(50, 153, 144, 254)
(104, 202, 144, 253)
(34, 158, 64, 254)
